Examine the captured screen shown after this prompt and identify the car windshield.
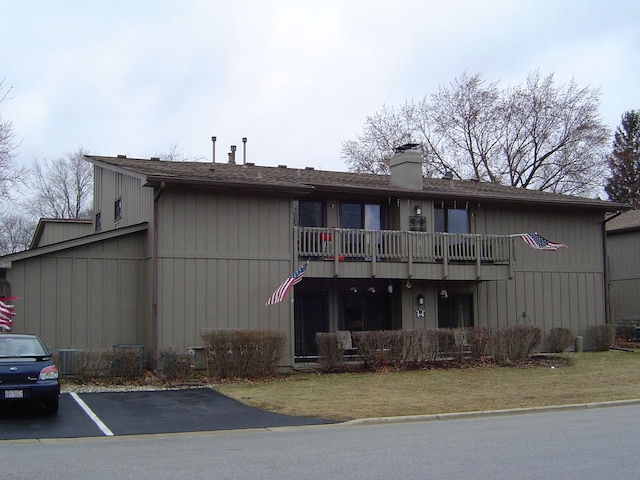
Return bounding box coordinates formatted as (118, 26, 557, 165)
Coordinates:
(0, 337, 48, 358)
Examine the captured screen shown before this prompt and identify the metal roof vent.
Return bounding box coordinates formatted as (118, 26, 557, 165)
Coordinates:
(394, 143, 419, 153)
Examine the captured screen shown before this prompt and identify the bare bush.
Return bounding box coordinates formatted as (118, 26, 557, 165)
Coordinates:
(315, 332, 344, 372)
(466, 326, 490, 360)
(547, 327, 574, 353)
(74, 350, 114, 383)
(436, 329, 456, 355)
(489, 325, 542, 365)
(201, 330, 286, 379)
(158, 350, 194, 381)
(586, 324, 615, 351)
(402, 329, 439, 364)
(351, 330, 404, 369)
(614, 318, 640, 340)
(111, 346, 144, 378)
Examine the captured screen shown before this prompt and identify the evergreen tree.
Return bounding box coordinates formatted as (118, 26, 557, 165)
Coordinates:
(605, 110, 640, 206)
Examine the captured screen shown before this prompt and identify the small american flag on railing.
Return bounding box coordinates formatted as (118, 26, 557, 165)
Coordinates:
(517, 233, 568, 251)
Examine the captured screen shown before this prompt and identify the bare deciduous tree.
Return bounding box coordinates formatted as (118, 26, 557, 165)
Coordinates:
(342, 71, 610, 196)
(0, 213, 36, 254)
(0, 79, 27, 200)
(156, 143, 205, 162)
(28, 147, 94, 219)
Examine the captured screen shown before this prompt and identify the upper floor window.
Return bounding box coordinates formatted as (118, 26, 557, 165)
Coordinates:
(293, 200, 324, 227)
(341, 203, 385, 230)
(435, 202, 469, 233)
(114, 198, 122, 222)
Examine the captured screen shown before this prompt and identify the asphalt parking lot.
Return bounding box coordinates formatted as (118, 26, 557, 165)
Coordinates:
(0, 388, 335, 440)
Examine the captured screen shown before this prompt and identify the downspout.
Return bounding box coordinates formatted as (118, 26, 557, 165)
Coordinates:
(602, 210, 623, 326)
(151, 182, 166, 370)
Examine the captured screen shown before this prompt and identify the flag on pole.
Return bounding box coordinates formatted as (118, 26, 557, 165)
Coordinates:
(266, 261, 309, 305)
(518, 233, 568, 251)
(0, 297, 17, 331)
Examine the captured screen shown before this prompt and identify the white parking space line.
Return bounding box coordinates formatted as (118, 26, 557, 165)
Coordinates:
(69, 392, 114, 436)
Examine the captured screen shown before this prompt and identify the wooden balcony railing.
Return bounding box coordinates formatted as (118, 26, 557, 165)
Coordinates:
(295, 227, 513, 264)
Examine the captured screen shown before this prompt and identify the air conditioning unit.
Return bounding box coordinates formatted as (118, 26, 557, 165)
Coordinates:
(57, 349, 82, 375)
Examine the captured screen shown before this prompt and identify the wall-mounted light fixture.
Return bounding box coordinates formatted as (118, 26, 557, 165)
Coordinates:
(440, 289, 448, 299)
(416, 294, 424, 306)
(415, 205, 422, 216)
(387, 284, 393, 294)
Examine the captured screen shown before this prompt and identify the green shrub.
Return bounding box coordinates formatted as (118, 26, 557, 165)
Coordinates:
(586, 324, 615, 351)
(159, 349, 194, 381)
(201, 329, 286, 379)
(547, 327, 574, 353)
(315, 332, 344, 372)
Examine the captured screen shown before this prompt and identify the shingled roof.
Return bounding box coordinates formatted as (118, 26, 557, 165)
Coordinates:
(606, 209, 640, 232)
(85, 154, 627, 212)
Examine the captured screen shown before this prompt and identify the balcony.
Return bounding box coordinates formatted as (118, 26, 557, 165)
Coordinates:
(295, 227, 515, 281)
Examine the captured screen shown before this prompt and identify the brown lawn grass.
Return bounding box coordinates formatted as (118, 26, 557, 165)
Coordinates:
(214, 351, 640, 421)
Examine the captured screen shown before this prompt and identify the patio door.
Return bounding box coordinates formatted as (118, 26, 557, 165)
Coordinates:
(294, 292, 328, 358)
(339, 292, 392, 332)
(438, 293, 473, 329)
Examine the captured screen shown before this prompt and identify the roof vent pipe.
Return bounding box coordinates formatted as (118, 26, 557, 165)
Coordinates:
(242, 137, 247, 165)
(211, 136, 217, 163)
(229, 145, 237, 164)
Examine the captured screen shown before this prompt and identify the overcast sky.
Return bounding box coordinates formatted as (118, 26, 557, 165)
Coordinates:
(1, 0, 638, 172)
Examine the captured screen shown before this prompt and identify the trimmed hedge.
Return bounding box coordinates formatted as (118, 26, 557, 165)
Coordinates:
(201, 329, 286, 378)
(317, 325, 545, 370)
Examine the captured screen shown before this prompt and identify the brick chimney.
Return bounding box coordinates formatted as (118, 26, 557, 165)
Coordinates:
(389, 143, 423, 190)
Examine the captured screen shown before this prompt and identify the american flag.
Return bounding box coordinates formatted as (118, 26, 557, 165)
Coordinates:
(518, 233, 568, 251)
(0, 297, 17, 331)
(266, 261, 308, 305)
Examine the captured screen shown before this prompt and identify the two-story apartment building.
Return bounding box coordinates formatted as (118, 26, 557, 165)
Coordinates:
(0, 145, 627, 366)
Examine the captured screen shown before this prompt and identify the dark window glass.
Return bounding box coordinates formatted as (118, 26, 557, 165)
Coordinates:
(341, 203, 362, 229)
(114, 198, 122, 222)
(434, 204, 468, 233)
(438, 293, 473, 329)
(296, 201, 324, 227)
(95, 212, 102, 232)
(341, 203, 385, 230)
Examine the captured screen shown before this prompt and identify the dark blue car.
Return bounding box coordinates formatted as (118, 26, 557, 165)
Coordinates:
(0, 334, 60, 414)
